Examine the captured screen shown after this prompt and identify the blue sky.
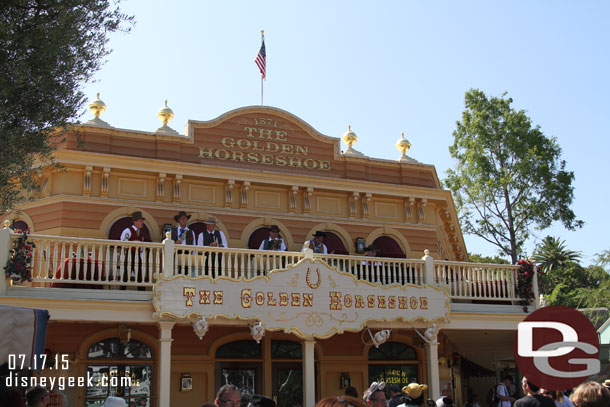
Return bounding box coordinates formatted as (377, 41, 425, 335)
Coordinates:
(81, 1, 610, 265)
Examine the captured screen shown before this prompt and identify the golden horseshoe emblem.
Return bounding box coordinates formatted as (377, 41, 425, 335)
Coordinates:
(305, 267, 321, 289)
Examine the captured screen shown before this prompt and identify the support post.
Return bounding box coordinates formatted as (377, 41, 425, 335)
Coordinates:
(422, 249, 435, 285)
(162, 232, 175, 278)
(425, 340, 440, 400)
(302, 340, 316, 407)
(532, 266, 540, 310)
(158, 321, 175, 407)
(0, 221, 13, 295)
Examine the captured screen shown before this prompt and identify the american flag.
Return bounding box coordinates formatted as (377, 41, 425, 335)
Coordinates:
(255, 33, 266, 79)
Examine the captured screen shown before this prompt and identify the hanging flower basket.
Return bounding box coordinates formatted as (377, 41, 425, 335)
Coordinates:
(4, 229, 35, 283)
(515, 259, 539, 311)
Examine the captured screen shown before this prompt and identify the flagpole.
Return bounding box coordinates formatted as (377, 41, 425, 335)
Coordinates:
(260, 30, 264, 106)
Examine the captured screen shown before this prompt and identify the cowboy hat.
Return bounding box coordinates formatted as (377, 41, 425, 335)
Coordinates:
(173, 211, 191, 222)
(269, 225, 280, 232)
(312, 231, 326, 238)
(103, 396, 127, 407)
(204, 217, 217, 224)
(131, 211, 145, 221)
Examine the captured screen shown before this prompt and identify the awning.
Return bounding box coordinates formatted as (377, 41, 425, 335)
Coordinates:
(0, 305, 50, 372)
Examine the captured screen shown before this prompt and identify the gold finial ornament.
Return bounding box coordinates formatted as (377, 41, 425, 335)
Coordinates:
(261, 30, 264, 34)
(396, 132, 412, 162)
(88, 92, 107, 118)
(157, 100, 175, 125)
(342, 125, 358, 149)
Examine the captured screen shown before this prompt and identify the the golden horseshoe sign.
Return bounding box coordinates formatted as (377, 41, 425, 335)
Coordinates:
(305, 267, 321, 289)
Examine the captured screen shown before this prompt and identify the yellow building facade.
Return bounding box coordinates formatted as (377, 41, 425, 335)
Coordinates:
(0, 101, 533, 407)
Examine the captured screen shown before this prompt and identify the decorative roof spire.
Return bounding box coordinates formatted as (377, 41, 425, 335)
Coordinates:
(396, 132, 413, 163)
(85, 93, 112, 128)
(155, 100, 179, 136)
(341, 125, 366, 157)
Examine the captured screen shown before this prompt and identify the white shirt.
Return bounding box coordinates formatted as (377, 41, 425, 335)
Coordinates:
(197, 229, 228, 248)
(258, 238, 287, 251)
(301, 240, 328, 254)
(120, 225, 141, 241)
(497, 383, 510, 407)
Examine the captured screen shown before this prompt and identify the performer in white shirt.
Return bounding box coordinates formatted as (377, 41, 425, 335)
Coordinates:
(258, 225, 287, 251)
(197, 217, 228, 278)
(170, 211, 196, 245)
(302, 231, 328, 253)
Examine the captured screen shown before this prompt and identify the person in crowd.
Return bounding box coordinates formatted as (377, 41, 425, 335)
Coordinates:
(398, 382, 428, 407)
(388, 384, 404, 407)
(497, 375, 516, 407)
(302, 231, 328, 253)
(170, 211, 196, 275)
(344, 387, 359, 399)
(436, 397, 454, 407)
(25, 386, 49, 407)
(258, 225, 286, 251)
(464, 395, 480, 407)
(540, 390, 574, 407)
(198, 217, 228, 278)
(513, 377, 555, 407)
(363, 382, 387, 407)
(570, 381, 610, 407)
(215, 384, 241, 407)
(103, 396, 126, 407)
(316, 396, 365, 407)
(119, 211, 151, 290)
(171, 211, 196, 245)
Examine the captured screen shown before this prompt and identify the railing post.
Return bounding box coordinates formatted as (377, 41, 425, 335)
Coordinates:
(422, 249, 435, 285)
(532, 267, 540, 310)
(0, 220, 13, 295)
(162, 232, 175, 278)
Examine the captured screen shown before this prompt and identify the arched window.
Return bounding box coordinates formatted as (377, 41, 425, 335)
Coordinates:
(188, 222, 207, 241)
(108, 217, 151, 241)
(12, 220, 30, 232)
(86, 338, 153, 406)
(368, 341, 418, 388)
(372, 236, 405, 258)
(249, 227, 271, 250)
(323, 232, 349, 255)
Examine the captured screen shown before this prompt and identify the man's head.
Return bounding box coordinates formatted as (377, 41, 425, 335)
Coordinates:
(25, 386, 49, 407)
(131, 211, 145, 229)
(388, 384, 401, 397)
(206, 217, 218, 232)
(521, 377, 540, 395)
(502, 375, 514, 387)
(216, 384, 241, 407)
(269, 225, 280, 238)
(174, 211, 191, 228)
(312, 231, 326, 245)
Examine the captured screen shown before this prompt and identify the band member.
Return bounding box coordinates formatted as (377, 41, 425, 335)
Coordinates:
(119, 211, 151, 290)
(170, 211, 196, 245)
(302, 231, 328, 253)
(197, 217, 228, 278)
(258, 225, 286, 251)
(171, 211, 196, 275)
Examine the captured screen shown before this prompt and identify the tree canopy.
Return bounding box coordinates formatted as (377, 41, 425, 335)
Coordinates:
(444, 89, 583, 263)
(0, 0, 132, 211)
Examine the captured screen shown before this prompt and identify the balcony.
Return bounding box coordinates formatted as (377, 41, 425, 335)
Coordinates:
(0, 229, 537, 312)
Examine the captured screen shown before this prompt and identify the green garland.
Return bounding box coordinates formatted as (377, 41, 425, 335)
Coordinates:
(4, 229, 35, 282)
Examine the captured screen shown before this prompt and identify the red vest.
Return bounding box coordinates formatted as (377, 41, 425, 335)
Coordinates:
(127, 226, 145, 242)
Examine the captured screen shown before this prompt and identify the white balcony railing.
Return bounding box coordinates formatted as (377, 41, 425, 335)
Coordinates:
(0, 229, 534, 305)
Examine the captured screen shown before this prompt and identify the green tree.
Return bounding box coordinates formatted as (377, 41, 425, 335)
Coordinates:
(444, 89, 583, 263)
(533, 236, 582, 272)
(467, 253, 509, 265)
(0, 0, 132, 211)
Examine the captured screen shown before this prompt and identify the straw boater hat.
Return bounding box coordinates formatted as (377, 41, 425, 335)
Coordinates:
(103, 396, 127, 407)
(173, 211, 191, 222)
(403, 383, 428, 399)
(131, 211, 145, 221)
(603, 379, 610, 389)
(313, 231, 326, 238)
(204, 217, 217, 224)
(364, 245, 377, 252)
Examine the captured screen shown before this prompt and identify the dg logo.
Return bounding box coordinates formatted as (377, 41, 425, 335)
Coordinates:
(514, 305, 600, 390)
